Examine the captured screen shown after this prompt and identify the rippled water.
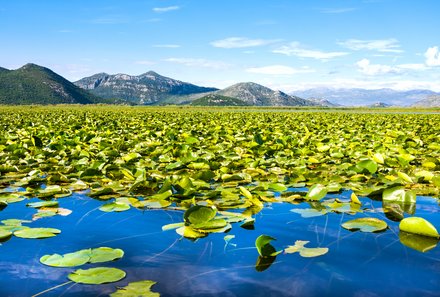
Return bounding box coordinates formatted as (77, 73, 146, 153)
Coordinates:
(0, 191, 439, 297)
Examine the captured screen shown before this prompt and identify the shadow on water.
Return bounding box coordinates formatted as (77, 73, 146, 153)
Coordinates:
(0, 191, 439, 296)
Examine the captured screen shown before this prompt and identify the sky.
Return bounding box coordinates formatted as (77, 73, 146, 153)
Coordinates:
(1, 0, 440, 92)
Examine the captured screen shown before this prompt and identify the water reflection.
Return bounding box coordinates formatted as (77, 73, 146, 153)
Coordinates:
(0, 192, 439, 296)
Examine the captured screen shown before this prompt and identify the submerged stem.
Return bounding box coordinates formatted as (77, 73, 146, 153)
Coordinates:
(31, 281, 73, 297)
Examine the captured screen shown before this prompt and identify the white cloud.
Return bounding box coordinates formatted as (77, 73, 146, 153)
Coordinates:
(356, 58, 399, 75)
(425, 46, 440, 66)
(152, 44, 181, 48)
(153, 6, 180, 13)
(338, 38, 403, 53)
(273, 42, 349, 60)
(356, 59, 429, 75)
(210, 37, 276, 48)
(164, 58, 231, 69)
(246, 65, 314, 75)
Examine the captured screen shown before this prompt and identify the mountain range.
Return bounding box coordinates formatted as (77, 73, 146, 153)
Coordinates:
(0, 63, 439, 107)
(293, 87, 440, 107)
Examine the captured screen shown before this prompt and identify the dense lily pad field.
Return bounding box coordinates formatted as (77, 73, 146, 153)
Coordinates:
(0, 106, 439, 296)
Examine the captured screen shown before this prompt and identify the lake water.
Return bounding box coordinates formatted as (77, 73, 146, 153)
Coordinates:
(0, 190, 439, 297)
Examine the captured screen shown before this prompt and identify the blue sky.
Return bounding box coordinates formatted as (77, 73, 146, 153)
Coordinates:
(1, 0, 440, 92)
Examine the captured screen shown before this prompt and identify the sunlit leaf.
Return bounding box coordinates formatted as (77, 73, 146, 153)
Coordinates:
(284, 240, 329, 257)
(14, 227, 61, 239)
(399, 217, 439, 238)
(110, 280, 160, 297)
(341, 218, 388, 233)
(68, 267, 126, 284)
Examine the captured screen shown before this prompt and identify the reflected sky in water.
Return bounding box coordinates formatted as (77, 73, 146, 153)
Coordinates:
(0, 191, 439, 296)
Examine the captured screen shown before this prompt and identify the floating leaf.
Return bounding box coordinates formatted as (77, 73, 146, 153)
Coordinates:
(399, 217, 439, 238)
(183, 205, 216, 225)
(290, 208, 327, 218)
(0, 193, 25, 204)
(110, 280, 160, 297)
(255, 235, 280, 257)
(176, 226, 207, 239)
(305, 184, 327, 201)
(284, 240, 328, 257)
(26, 201, 59, 209)
(14, 227, 61, 239)
(68, 267, 126, 284)
(40, 249, 91, 267)
(341, 218, 388, 233)
(383, 186, 416, 204)
(350, 192, 361, 205)
(89, 247, 124, 263)
(100, 202, 130, 212)
(0, 229, 12, 240)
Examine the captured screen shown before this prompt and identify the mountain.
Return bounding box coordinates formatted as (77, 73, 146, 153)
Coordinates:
(191, 94, 249, 106)
(411, 95, 440, 107)
(0, 63, 108, 105)
(75, 71, 218, 105)
(369, 102, 391, 108)
(293, 88, 439, 106)
(306, 97, 340, 107)
(215, 82, 312, 106)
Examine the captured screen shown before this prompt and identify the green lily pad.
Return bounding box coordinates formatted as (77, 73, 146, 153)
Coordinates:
(14, 227, 61, 239)
(0, 193, 25, 204)
(285, 240, 329, 257)
(110, 280, 160, 297)
(26, 200, 59, 209)
(399, 217, 439, 238)
(89, 247, 124, 263)
(40, 249, 91, 267)
(0, 228, 12, 240)
(184, 205, 217, 225)
(305, 184, 327, 201)
(255, 235, 280, 257)
(68, 267, 126, 284)
(176, 226, 207, 239)
(291, 208, 327, 218)
(341, 218, 388, 233)
(383, 186, 416, 204)
(99, 202, 131, 212)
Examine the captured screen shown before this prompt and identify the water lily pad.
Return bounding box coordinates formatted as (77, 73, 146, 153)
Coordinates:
(99, 202, 130, 212)
(184, 205, 216, 225)
(285, 240, 329, 257)
(40, 249, 91, 267)
(110, 280, 160, 297)
(26, 200, 59, 208)
(0, 193, 25, 204)
(291, 208, 327, 218)
(255, 235, 280, 257)
(176, 226, 207, 239)
(341, 218, 388, 233)
(68, 267, 126, 284)
(399, 217, 439, 238)
(305, 184, 327, 201)
(0, 229, 12, 240)
(89, 247, 124, 263)
(383, 186, 416, 204)
(14, 227, 61, 239)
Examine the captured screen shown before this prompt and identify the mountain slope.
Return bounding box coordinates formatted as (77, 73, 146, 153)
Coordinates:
(191, 94, 249, 106)
(0, 64, 105, 105)
(411, 95, 440, 107)
(75, 71, 218, 104)
(294, 88, 439, 106)
(215, 82, 312, 106)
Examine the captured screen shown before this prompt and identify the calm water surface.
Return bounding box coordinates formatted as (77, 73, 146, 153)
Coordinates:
(0, 190, 439, 297)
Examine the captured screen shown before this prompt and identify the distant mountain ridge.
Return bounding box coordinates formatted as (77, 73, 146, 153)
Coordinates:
(0, 63, 108, 105)
(215, 82, 312, 106)
(75, 71, 218, 105)
(293, 87, 440, 106)
(191, 94, 250, 106)
(412, 95, 440, 107)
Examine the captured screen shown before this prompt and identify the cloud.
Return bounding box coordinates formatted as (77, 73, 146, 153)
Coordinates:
(273, 42, 349, 60)
(320, 8, 356, 14)
(356, 59, 399, 75)
(246, 65, 314, 75)
(153, 6, 180, 13)
(425, 46, 440, 66)
(164, 58, 231, 69)
(153, 44, 181, 48)
(338, 38, 403, 53)
(356, 59, 429, 75)
(210, 37, 276, 49)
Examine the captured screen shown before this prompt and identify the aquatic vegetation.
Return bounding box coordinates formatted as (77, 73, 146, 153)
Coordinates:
(68, 267, 126, 284)
(284, 240, 329, 257)
(110, 280, 160, 297)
